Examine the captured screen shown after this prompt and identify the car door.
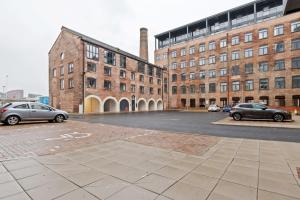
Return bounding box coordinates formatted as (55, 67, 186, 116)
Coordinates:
(239, 104, 254, 118)
(29, 103, 55, 120)
(252, 104, 268, 119)
(11, 103, 31, 120)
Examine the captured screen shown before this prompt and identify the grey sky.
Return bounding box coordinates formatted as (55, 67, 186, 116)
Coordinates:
(0, 0, 250, 96)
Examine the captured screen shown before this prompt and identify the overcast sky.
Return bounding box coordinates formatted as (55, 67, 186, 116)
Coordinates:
(0, 0, 251, 96)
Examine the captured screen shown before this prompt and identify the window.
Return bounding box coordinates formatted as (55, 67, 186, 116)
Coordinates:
(156, 68, 162, 78)
(259, 62, 268, 72)
(293, 76, 300, 88)
(232, 36, 239, 45)
(274, 42, 285, 53)
(104, 80, 111, 90)
(259, 29, 268, 39)
(275, 77, 285, 89)
(181, 48, 186, 56)
(220, 39, 227, 48)
(231, 65, 240, 76)
(139, 86, 144, 94)
(190, 59, 195, 67)
(292, 39, 300, 50)
(60, 52, 64, 60)
(245, 80, 254, 91)
(199, 71, 206, 79)
(68, 78, 74, 89)
(120, 83, 126, 92)
(231, 51, 239, 60)
(104, 50, 116, 65)
(172, 86, 177, 95)
(67, 63, 74, 74)
(220, 53, 227, 62)
(199, 43, 206, 52)
(189, 46, 195, 55)
(149, 77, 153, 84)
(120, 70, 126, 78)
(208, 70, 216, 78)
(31, 104, 50, 110)
(172, 74, 177, 82)
(200, 84, 205, 93)
(87, 78, 96, 88)
(181, 61, 187, 68)
(131, 84, 135, 93)
(86, 44, 99, 60)
(292, 57, 300, 68)
(148, 87, 153, 95)
(190, 85, 196, 94)
(104, 66, 112, 76)
(274, 25, 284, 36)
(208, 41, 216, 50)
(147, 65, 154, 76)
(220, 82, 227, 92)
(220, 68, 227, 76)
(244, 32, 253, 42)
(87, 63, 96, 72)
(181, 86, 187, 94)
(190, 72, 195, 80)
(60, 66, 64, 76)
(52, 68, 57, 77)
(274, 60, 285, 71)
(157, 79, 161, 84)
(259, 45, 268, 55)
(120, 55, 126, 68)
(208, 56, 216, 64)
(199, 58, 206, 66)
(291, 21, 300, 33)
(171, 62, 177, 70)
(163, 53, 167, 60)
(275, 96, 285, 106)
(171, 51, 177, 58)
(209, 83, 216, 93)
(138, 62, 145, 73)
(155, 55, 160, 61)
(244, 48, 253, 58)
(14, 104, 29, 109)
(131, 72, 135, 80)
(139, 75, 144, 82)
(232, 81, 240, 92)
(60, 79, 64, 90)
(245, 63, 253, 74)
(259, 79, 269, 90)
(181, 73, 186, 81)
(158, 88, 161, 95)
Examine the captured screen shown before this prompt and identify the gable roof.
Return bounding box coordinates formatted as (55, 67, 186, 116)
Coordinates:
(61, 26, 161, 68)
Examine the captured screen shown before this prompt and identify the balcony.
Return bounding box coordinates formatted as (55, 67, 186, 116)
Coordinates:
(210, 22, 229, 34)
(232, 14, 255, 28)
(256, 6, 283, 22)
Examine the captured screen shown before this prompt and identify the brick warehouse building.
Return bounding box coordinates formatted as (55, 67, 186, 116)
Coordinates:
(49, 27, 165, 114)
(155, 0, 300, 109)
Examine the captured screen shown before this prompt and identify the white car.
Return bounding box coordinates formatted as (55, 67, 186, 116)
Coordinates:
(208, 105, 221, 112)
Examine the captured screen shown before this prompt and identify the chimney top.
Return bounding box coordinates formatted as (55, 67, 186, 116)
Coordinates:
(139, 27, 149, 61)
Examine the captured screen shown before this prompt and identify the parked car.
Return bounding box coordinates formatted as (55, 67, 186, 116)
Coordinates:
(222, 105, 232, 112)
(208, 104, 221, 112)
(0, 102, 69, 125)
(229, 103, 292, 122)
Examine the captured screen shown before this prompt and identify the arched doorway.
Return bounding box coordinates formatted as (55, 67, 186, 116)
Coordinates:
(138, 99, 147, 111)
(84, 96, 101, 113)
(104, 98, 117, 112)
(131, 95, 136, 112)
(157, 100, 163, 111)
(120, 99, 129, 112)
(148, 100, 155, 111)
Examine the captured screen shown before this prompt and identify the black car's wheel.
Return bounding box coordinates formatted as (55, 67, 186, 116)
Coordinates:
(233, 113, 242, 121)
(55, 115, 65, 123)
(6, 116, 20, 126)
(273, 114, 284, 122)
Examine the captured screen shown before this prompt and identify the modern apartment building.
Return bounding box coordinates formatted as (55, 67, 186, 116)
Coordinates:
(49, 27, 164, 114)
(155, 0, 300, 109)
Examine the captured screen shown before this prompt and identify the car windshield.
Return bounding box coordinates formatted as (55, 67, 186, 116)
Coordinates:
(253, 104, 267, 109)
(1, 103, 12, 109)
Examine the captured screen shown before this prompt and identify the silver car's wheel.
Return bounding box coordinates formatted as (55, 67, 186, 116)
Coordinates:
(55, 115, 65, 123)
(273, 114, 284, 122)
(6, 116, 20, 125)
(233, 113, 242, 121)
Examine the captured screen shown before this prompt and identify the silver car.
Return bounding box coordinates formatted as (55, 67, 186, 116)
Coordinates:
(0, 102, 69, 125)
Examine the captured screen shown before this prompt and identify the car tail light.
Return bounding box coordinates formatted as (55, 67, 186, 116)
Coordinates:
(0, 108, 8, 113)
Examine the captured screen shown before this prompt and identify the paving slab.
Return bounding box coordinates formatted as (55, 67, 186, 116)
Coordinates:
(0, 181, 24, 199)
(107, 185, 158, 200)
(55, 189, 99, 200)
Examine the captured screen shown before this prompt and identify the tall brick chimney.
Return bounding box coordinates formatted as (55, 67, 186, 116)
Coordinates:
(139, 28, 149, 61)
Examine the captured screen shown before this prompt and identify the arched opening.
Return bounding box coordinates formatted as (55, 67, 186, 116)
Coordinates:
(120, 99, 130, 112)
(157, 100, 163, 111)
(84, 96, 100, 113)
(138, 100, 147, 111)
(148, 100, 155, 111)
(104, 98, 117, 112)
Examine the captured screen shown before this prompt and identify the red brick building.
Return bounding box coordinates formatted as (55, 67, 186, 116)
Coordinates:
(49, 27, 164, 113)
(155, 0, 300, 109)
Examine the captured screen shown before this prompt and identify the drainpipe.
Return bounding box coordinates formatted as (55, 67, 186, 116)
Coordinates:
(226, 32, 230, 106)
(82, 41, 86, 117)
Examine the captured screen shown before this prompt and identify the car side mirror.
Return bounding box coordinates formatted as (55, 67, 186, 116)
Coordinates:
(262, 107, 267, 110)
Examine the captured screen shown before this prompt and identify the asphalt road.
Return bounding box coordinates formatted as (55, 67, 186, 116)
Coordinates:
(72, 111, 300, 143)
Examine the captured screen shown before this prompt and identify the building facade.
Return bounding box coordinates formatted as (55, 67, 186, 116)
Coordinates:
(49, 27, 164, 114)
(155, 0, 300, 109)
(6, 90, 24, 100)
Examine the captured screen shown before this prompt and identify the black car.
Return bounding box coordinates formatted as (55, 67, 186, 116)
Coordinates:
(229, 103, 292, 122)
